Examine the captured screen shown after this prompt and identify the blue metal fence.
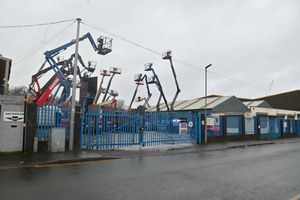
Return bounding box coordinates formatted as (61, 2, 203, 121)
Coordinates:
(260, 116, 281, 139)
(80, 109, 300, 149)
(206, 115, 300, 140)
(297, 121, 300, 136)
(36, 105, 70, 141)
(282, 119, 290, 135)
(35, 104, 300, 148)
(80, 110, 141, 149)
(290, 119, 297, 134)
(80, 109, 201, 149)
(143, 111, 199, 146)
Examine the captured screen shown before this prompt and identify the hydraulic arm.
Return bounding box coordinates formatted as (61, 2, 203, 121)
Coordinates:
(29, 33, 112, 106)
(162, 51, 180, 111)
(101, 67, 121, 103)
(92, 69, 110, 104)
(144, 63, 169, 111)
(128, 73, 152, 111)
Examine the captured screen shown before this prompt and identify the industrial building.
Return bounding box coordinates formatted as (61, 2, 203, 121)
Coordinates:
(240, 90, 300, 111)
(148, 95, 249, 114)
(149, 94, 300, 142)
(148, 96, 253, 142)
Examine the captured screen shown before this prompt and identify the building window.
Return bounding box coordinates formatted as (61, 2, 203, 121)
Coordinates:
(226, 116, 241, 135)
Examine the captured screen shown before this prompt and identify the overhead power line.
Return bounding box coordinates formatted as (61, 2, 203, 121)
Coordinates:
(81, 21, 161, 56)
(0, 19, 76, 28)
(83, 22, 200, 68)
(12, 21, 76, 85)
(82, 20, 264, 92)
(14, 21, 76, 64)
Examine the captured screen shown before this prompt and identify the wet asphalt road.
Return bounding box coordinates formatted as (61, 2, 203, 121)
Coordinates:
(1, 142, 300, 200)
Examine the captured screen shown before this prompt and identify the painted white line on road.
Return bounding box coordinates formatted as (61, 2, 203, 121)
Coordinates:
(290, 194, 300, 200)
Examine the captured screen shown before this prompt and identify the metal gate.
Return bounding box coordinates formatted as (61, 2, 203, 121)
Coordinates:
(80, 109, 201, 149)
(142, 111, 200, 146)
(36, 105, 70, 141)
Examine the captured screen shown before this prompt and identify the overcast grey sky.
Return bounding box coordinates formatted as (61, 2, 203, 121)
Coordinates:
(1, 0, 300, 106)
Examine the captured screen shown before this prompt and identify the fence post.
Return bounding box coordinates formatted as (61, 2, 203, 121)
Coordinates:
(138, 114, 144, 147)
(23, 102, 37, 152)
(297, 120, 300, 136)
(241, 115, 245, 135)
(196, 112, 202, 144)
(73, 106, 81, 151)
(80, 107, 85, 149)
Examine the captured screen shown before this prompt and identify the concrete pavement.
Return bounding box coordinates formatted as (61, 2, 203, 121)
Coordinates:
(1, 137, 300, 169)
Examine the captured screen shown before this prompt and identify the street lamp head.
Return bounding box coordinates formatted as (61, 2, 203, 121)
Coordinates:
(205, 64, 212, 69)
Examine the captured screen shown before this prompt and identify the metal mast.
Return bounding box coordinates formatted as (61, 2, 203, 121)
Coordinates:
(162, 50, 180, 111)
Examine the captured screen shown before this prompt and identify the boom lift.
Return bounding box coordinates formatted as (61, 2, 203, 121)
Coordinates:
(162, 50, 180, 111)
(92, 69, 110, 104)
(128, 73, 152, 111)
(101, 67, 121, 103)
(56, 53, 96, 79)
(87, 67, 121, 110)
(29, 53, 95, 105)
(144, 63, 170, 111)
(88, 89, 118, 109)
(104, 89, 119, 102)
(29, 33, 112, 106)
(135, 97, 151, 108)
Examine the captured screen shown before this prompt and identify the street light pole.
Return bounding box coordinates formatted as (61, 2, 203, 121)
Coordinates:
(204, 64, 212, 144)
(69, 18, 81, 151)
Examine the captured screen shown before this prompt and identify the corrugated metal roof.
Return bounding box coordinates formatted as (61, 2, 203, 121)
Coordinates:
(174, 98, 201, 110)
(240, 90, 300, 111)
(147, 96, 234, 111)
(185, 97, 219, 110)
(208, 96, 231, 108)
(244, 100, 265, 107)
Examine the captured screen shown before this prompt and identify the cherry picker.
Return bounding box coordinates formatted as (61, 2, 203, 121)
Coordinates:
(29, 33, 112, 106)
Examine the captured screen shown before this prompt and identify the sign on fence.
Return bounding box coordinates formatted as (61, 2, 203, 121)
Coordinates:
(206, 117, 215, 126)
(179, 122, 188, 135)
(3, 111, 24, 122)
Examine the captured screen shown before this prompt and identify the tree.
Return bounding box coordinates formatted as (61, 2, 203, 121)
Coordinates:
(116, 99, 127, 110)
(8, 86, 29, 96)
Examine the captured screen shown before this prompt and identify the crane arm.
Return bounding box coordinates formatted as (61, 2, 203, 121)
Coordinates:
(128, 74, 153, 111)
(141, 75, 151, 97)
(128, 84, 140, 111)
(102, 73, 115, 102)
(30, 32, 111, 106)
(93, 75, 105, 105)
(150, 69, 169, 111)
(169, 58, 180, 111)
(44, 33, 110, 81)
(44, 33, 100, 58)
(142, 75, 152, 108)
